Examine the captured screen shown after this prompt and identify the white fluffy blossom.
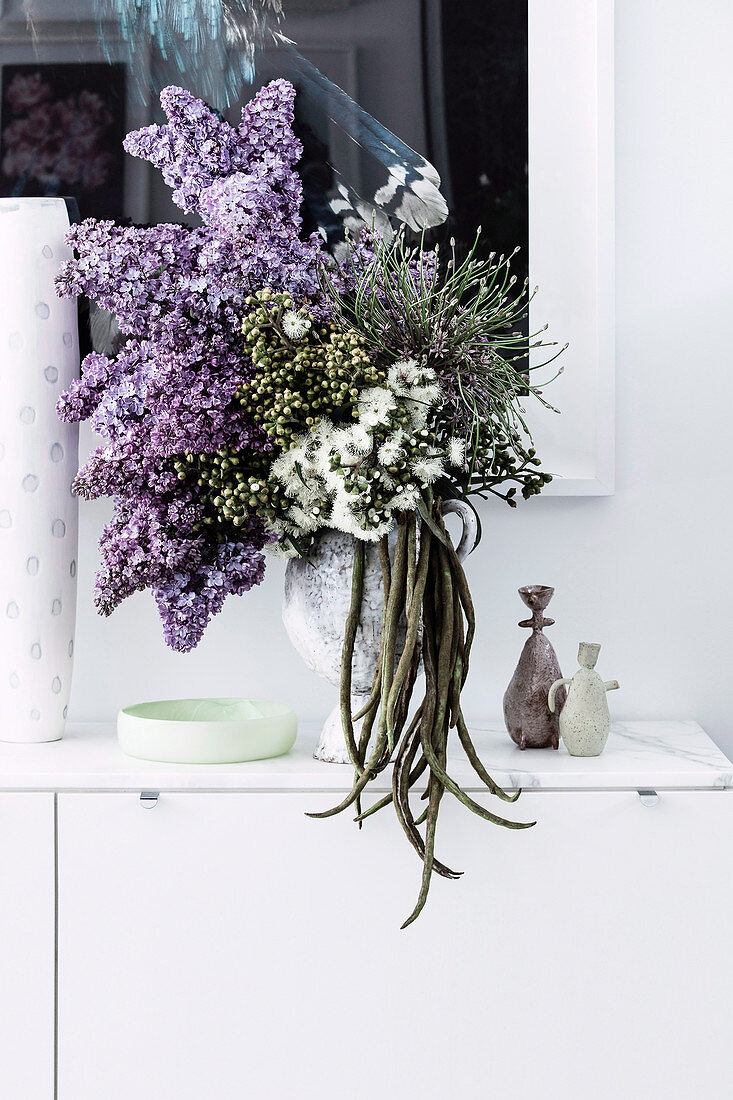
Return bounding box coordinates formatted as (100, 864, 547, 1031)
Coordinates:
(388, 487, 420, 512)
(270, 447, 305, 495)
(287, 504, 321, 534)
(268, 355, 454, 548)
(281, 310, 312, 342)
(340, 422, 373, 456)
(411, 456, 445, 485)
(410, 382, 441, 407)
(402, 398, 430, 429)
(330, 492, 359, 535)
(358, 386, 396, 428)
(387, 358, 423, 394)
(448, 437, 467, 468)
(378, 433, 405, 466)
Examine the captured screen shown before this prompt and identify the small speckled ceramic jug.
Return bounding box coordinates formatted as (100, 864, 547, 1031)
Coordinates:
(548, 643, 619, 757)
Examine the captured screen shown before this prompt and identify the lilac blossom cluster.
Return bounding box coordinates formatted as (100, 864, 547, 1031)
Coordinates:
(56, 80, 332, 651)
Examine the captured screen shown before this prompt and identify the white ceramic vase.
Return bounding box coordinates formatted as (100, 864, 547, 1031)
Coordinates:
(0, 198, 80, 743)
(282, 501, 478, 763)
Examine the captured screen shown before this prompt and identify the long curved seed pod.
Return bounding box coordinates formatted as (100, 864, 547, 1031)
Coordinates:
(355, 703, 425, 821)
(456, 710, 521, 804)
(401, 775, 445, 929)
(356, 690, 381, 769)
(321, 495, 533, 926)
(449, 644, 464, 730)
(385, 527, 431, 740)
(417, 553, 440, 805)
(352, 663, 381, 723)
(393, 621, 422, 735)
(393, 715, 434, 855)
(394, 715, 460, 880)
(340, 538, 365, 772)
(378, 516, 409, 751)
(378, 532, 391, 597)
(419, 720, 534, 829)
(429, 542, 455, 747)
(405, 511, 417, 615)
(354, 534, 393, 758)
(305, 733, 388, 820)
(354, 752, 429, 822)
(391, 717, 426, 851)
(447, 543, 476, 685)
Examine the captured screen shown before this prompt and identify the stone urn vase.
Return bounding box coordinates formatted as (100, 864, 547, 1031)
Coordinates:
(282, 501, 478, 763)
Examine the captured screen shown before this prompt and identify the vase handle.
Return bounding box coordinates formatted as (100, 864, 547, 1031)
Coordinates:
(440, 500, 479, 562)
(548, 677, 572, 714)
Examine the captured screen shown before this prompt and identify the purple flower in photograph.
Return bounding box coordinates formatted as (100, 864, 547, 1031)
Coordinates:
(2, 71, 114, 192)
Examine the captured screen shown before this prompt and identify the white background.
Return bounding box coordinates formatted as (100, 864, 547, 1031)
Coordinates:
(68, 0, 733, 755)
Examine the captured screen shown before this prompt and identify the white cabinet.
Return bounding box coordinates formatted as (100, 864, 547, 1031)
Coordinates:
(56, 788, 733, 1100)
(1, 721, 732, 1100)
(0, 793, 55, 1100)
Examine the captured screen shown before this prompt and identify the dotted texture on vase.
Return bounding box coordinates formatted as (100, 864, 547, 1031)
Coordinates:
(0, 198, 79, 743)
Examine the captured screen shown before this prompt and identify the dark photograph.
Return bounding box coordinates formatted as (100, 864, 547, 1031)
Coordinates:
(0, 61, 126, 219)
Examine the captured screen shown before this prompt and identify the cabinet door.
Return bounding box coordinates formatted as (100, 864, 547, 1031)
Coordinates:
(0, 793, 55, 1100)
(58, 790, 733, 1100)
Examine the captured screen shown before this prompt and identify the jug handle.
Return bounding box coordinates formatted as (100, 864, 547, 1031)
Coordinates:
(548, 677, 572, 713)
(440, 499, 479, 563)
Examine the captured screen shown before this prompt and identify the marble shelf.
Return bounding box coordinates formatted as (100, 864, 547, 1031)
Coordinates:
(0, 719, 729, 793)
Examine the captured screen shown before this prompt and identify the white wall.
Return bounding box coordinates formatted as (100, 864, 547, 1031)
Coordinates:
(69, 0, 733, 755)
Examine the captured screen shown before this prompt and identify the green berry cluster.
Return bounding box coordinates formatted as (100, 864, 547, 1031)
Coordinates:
(238, 289, 383, 449)
(173, 449, 287, 530)
(449, 422, 552, 505)
(173, 289, 388, 534)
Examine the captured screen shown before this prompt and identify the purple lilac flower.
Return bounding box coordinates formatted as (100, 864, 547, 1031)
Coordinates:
(153, 533, 268, 653)
(56, 79, 339, 651)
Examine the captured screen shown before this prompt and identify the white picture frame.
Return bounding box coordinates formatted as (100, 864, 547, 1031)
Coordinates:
(526, 0, 615, 495)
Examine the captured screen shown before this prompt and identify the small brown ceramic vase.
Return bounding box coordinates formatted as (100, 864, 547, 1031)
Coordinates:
(503, 585, 565, 750)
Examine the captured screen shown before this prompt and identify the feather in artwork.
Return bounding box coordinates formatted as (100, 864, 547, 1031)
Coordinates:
(276, 42, 448, 233)
(83, 0, 447, 233)
(95, 0, 282, 95)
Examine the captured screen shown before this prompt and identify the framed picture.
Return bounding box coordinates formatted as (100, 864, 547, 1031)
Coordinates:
(0, 61, 127, 220)
(0, 22, 150, 222)
(265, 0, 616, 495)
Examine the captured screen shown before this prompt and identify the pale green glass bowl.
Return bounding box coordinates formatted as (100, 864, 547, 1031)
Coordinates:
(117, 698, 297, 764)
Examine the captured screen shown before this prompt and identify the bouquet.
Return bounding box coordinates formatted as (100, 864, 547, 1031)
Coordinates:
(58, 80, 563, 924)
